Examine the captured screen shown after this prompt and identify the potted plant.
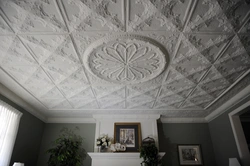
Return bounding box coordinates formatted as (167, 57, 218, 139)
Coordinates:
(140, 143, 162, 166)
(46, 127, 86, 166)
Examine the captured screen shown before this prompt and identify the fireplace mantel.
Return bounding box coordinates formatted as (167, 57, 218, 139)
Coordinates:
(88, 152, 165, 166)
(90, 114, 163, 166)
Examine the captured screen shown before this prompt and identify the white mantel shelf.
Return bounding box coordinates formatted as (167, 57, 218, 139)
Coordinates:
(88, 152, 165, 166)
(88, 152, 165, 158)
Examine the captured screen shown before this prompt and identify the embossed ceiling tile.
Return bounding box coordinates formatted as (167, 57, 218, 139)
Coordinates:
(128, 100, 155, 109)
(138, 31, 180, 55)
(188, 94, 214, 107)
(207, 87, 227, 98)
(57, 71, 90, 98)
(163, 77, 196, 95)
(200, 66, 224, 83)
(239, 17, 250, 33)
(52, 36, 80, 64)
(0, 0, 30, 32)
(214, 55, 250, 82)
(153, 101, 177, 109)
(126, 86, 142, 98)
(176, 88, 194, 98)
(68, 98, 97, 109)
(0, 15, 13, 34)
(98, 98, 125, 109)
(217, 0, 250, 31)
(92, 85, 125, 99)
(39, 98, 65, 109)
(180, 100, 203, 109)
(127, 85, 161, 99)
(1, 0, 67, 32)
(158, 93, 185, 106)
(103, 100, 126, 109)
(23, 67, 54, 97)
(184, 34, 233, 62)
(185, 0, 233, 32)
(19, 35, 67, 64)
(189, 87, 209, 98)
(0, 36, 15, 62)
(72, 32, 111, 58)
(74, 100, 99, 109)
(50, 100, 73, 109)
(42, 54, 81, 84)
(173, 35, 199, 62)
(60, 0, 124, 32)
(2, 65, 38, 84)
(127, 93, 156, 101)
(158, 85, 175, 98)
(1, 37, 37, 66)
(172, 53, 211, 79)
(164, 67, 186, 84)
(186, 68, 209, 84)
(68, 87, 95, 99)
(238, 35, 250, 55)
(99, 87, 126, 99)
(84, 69, 116, 86)
(219, 35, 248, 60)
(40, 87, 64, 99)
(128, 0, 191, 31)
(126, 98, 154, 109)
(57, 67, 89, 86)
(199, 77, 230, 95)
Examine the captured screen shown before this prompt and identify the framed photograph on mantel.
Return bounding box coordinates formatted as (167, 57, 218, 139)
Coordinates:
(114, 122, 141, 152)
(177, 145, 203, 165)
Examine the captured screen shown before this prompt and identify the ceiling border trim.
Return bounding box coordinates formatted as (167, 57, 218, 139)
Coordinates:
(160, 117, 207, 123)
(0, 83, 47, 122)
(205, 84, 250, 122)
(46, 117, 96, 123)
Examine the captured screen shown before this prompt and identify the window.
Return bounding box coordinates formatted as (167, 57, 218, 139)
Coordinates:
(0, 100, 22, 166)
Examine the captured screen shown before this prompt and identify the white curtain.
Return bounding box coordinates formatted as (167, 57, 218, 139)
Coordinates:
(0, 100, 22, 166)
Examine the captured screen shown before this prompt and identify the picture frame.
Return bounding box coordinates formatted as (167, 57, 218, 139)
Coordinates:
(177, 145, 203, 165)
(114, 122, 141, 152)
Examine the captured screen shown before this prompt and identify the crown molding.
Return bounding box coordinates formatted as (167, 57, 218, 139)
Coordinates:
(46, 117, 96, 123)
(0, 83, 47, 122)
(160, 117, 207, 123)
(205, 84, 250, 122)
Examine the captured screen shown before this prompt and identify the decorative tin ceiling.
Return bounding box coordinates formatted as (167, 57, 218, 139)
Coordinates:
(0, 0, 250, 119)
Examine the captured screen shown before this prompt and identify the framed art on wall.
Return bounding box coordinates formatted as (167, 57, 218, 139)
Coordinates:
(114, 122, 141, 152)
(177, 145, 203, 165)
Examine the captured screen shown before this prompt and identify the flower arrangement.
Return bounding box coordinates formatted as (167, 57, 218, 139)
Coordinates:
(96, 135, 112, 147)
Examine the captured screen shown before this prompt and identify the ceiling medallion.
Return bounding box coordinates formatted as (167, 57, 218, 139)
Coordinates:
(83, 34, 169, 84)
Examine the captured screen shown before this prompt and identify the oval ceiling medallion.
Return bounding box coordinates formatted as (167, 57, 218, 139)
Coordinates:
(83, 34, 169, 84)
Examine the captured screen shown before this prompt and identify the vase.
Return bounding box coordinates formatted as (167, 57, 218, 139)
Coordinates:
(100, 145, 106, 152)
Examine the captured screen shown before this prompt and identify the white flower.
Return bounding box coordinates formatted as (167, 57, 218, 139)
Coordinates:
(108, 141, 111, 146)
(102, 142, 107, 146)
(96, 141, 101, 145)
(101, 138, 106, 142)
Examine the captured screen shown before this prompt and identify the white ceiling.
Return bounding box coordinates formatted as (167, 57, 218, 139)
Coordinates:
(0, 0, 250, 121)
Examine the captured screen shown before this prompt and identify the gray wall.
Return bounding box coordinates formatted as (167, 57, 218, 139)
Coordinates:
(37, 123, 96, 166)
(209, 110, 239, 166)
(158, 122, 216, 166)
(208, 96, 250, 166)
(0, 94, 45, 166)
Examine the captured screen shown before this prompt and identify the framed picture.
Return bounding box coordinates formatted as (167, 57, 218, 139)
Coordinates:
(177, 145, 203, 165)
(114, 122, 141, 152)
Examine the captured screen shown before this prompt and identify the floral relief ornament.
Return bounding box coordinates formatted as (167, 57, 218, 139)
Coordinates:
(84, 35, 168, 84)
